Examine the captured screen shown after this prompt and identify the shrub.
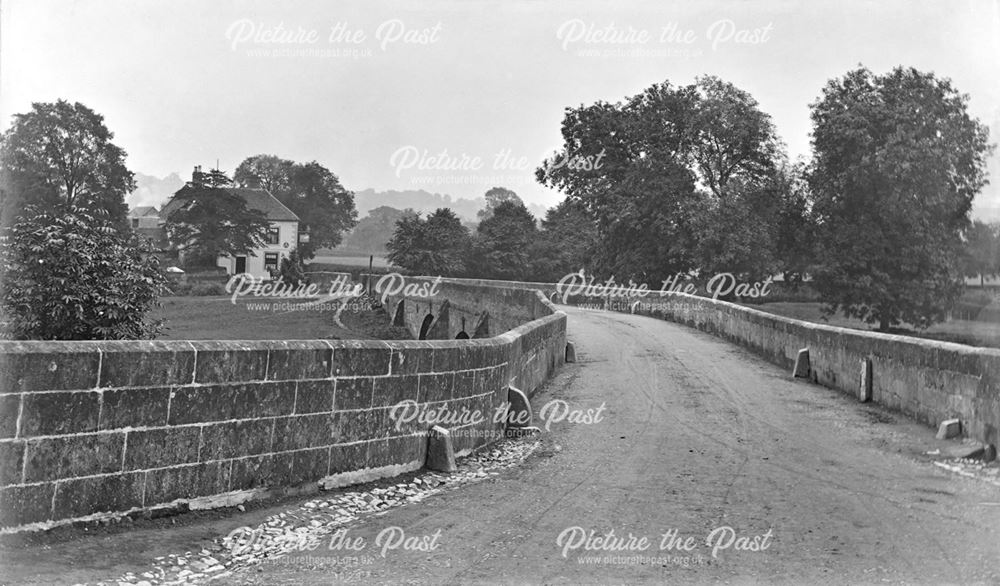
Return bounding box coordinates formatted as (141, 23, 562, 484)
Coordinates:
(0, 206, 166, 340)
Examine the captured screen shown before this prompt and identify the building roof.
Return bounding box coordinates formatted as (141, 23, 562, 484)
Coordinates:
(228, 188, 300, 222)
(161, 187, 300, 222)
(128, 205, 160, 218)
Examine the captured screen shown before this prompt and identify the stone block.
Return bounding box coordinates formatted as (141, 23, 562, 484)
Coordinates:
(191, 341, 269, 384)
(331, 342, 391, 377)
(372, 375, 419, 408)
(452, 370, 477, 399)
(266, 341, 332, 381)
(230, 454, 275, 491)
(0, 342, 99, 394)
(295, 380, 335, 414)
(565, 342, 577, 363)
(0, 483, 54, 527)
(330, 410, 379, 444)
(52, 472, 145, 518)
(426, 426, 456, 472)
(329, 442, 369, 475)
(271, 448, 329, 486)
(418, 373, 454, 403)
(0, 394, 20, 438)
(144, 461, 231, 504)
(19, 391, 100, 437)
(98, 341, 195, 388)
(123, 427, 201, 471)
(369, 436, 424, 468)
(24, 433, 125, 482)
(100, 387, 171, 430)
(333, 378, 374, 410)
(168, 382, 295, 425)
(792, 348, 810, 378)
(385, 343, 434, 375)
(273, 414, 333, 452)
(858, 358, 872, 403)
(200, 419, 274, 461)
(506, 385, 533, 428)
(0, 440, 25, 486)
(936, 419, 962, 440)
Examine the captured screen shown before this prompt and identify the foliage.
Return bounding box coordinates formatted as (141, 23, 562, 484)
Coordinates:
(0, 100, 134, 230)
(963, 220, 1000, 285)
(385, 208, 470, 275)
(0, 206, 166, 340)
(472, 200, 538, 280)
(808, 66, 993, 330)
(279, 248, 308, 286)
(163, 177, 271, 269)
(536, 76, 785, 281)
(235, 155, 358, 258)
(342, 206, 414, 252)
(477, 187, 522, 221)
(529, 198, 600, 282)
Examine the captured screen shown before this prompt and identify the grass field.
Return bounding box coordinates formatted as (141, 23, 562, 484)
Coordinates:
(749, 301, 1000, 349)
(153, 296, 410, 340)
(311, 250, 391, 268)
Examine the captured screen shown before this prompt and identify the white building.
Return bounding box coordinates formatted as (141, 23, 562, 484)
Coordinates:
(211, 187, 301, 279)
(160, 172, 303, 280)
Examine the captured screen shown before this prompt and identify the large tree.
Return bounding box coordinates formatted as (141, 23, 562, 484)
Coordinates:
(536, 76, 784, 282)
(472, 200, 538, 280)
(235, 155, 357, 258)
(529, 198, 599, 282)
(386, 208, 470, 275)
(809, 66, 993, 330)
(163, 170, 271, 269)
(0, 206, 166, 340)
(0, 100, 134, 229)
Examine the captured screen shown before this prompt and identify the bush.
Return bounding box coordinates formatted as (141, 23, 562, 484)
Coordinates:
(0, 206, 166, 340)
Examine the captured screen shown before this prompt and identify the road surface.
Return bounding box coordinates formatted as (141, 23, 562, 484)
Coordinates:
(3, 306, 999, 585)
(227, 306, 1000, 584)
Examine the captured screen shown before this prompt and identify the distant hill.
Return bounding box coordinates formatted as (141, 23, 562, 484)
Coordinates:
(127, 172, 185, 209)
(353, 188, 548, 222)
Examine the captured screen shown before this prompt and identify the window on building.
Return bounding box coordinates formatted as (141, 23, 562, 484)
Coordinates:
(266, 227, 280, 245)
(265, 253, 279, 275)
(131, 218, 139, 229)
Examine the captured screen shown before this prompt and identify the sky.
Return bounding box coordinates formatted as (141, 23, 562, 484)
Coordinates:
(2, 0, 999, 216)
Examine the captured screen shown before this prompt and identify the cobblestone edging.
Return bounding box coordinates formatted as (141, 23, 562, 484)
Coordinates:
(0, 287, 566, 532)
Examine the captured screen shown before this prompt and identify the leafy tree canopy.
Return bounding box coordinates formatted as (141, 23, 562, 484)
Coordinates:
(809, 65, 993, 330)
(0, 100, 134, 229)
(235, 155, 358, 258)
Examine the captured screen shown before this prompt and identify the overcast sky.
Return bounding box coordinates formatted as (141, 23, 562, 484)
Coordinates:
(2, 0, 999, 214)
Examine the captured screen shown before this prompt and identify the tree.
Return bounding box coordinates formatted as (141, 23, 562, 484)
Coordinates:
(0, 206, 166, 340)
(386, 208, 470, 275)
(809, 66, 993, 330)
(472, 200, 538, 280)
(163, 174, 271, 269)
(529, 198, 599, 282)
(536, 76, 784, 282)
(477, 187, 523, 221)
(343, 206, 413, 252)
(235, 155, 358, 258)
(963, 220, 1000, 286)
(0, 100, 134, 229)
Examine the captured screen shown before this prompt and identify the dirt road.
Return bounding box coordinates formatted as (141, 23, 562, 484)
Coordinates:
(4, 306, 999, 585)
(229, 306, 1000, 584)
